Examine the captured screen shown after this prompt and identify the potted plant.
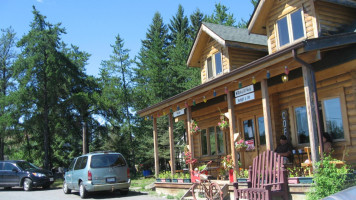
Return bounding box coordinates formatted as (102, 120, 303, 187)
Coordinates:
(172, 173, 179, 183)
(191, 120, 201, 135)
(299, 166, 313, 184)
(236, 168, 249, 182)
(164, 171, 172, 182)
(235, 139, 248, 152)
(221, 155, 235, 183)
(158, 171, 165, 183)
(177, 173, 184, 183)
(287, 167, 300, 184)
(183, 173, 191, 183)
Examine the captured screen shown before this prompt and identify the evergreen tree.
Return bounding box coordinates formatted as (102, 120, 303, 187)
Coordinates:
(204, 3, 236, 27)
(99, 34, 135, 167)
(189, 8, 205, 39)
(0, 27, 17, 160)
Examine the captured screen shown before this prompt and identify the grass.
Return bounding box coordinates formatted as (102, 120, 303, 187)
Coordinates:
(131, 177, 156, 191)
(52, 179, 63, 188)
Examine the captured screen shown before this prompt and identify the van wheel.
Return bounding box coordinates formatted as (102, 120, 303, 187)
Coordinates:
(79, 182, 88, 199)
(63, 181, 71, 194)
(23, 178, 33, 191)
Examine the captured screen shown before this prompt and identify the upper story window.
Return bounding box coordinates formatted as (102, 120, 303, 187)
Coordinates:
(207, 52, 223, 79)
(277, 9, 305, 47)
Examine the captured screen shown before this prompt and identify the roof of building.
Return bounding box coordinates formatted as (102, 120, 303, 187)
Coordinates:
(202, 22, 267, 46)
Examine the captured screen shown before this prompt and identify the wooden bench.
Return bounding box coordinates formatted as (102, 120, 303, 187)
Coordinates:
(233, 150, 289, 200)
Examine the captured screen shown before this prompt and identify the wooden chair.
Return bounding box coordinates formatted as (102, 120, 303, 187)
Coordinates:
(233, 150, 289, 200)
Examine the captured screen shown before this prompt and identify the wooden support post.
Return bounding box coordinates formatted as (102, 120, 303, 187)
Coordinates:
(302, 65, 320, 165)
(261, 79, 274, 150)
(153, 117, 159, 177)
(168, 113, 175, 176)
(186, 106, 193, 171)
(227, 91, 237, 181)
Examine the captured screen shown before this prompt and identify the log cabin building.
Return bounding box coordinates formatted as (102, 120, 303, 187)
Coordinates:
(138, 0, 356, 180)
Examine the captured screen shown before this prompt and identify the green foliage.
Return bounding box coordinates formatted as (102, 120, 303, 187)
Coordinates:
(236, 168, 249, 178)
(204, 3, 236, 27)
(306, 155, 350, 200)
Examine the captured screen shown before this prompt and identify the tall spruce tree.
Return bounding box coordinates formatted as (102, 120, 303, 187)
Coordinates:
(100, 34, 135, 167)
(189, 8, 205, 39)
(204, 3, 236, 27)
(0, 27, 17, 160)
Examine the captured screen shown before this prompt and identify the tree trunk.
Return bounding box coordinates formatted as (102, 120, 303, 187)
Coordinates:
(82, 121, 88, 154)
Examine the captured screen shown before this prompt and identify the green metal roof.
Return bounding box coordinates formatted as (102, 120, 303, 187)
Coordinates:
(202, 22, 267, 46)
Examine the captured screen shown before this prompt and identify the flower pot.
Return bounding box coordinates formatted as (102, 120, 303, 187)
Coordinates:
(237, 178, 248, 182)
(183, 178, 191, 183)
(229, 169, 234, 183)
(178, 179, 184, 183)
(236, 147, 247, 152)
(161, 179, 166, 183)
(288, 177, 299, 184)
(299, 177, 313, 184)
(165, 178, 172, 182)
(156, 178, 162, 182)
(172, 178, 178, 183)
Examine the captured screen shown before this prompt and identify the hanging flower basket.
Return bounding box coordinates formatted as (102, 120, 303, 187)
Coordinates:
(235, 139, 248, 151)
(218, 112, 229, 131)
(191, 120, 201, 135)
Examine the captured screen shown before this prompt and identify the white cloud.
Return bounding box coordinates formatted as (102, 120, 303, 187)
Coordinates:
(36, 0, 43, 3)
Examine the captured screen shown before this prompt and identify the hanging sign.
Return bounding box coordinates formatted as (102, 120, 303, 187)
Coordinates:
(235, 85, 254, 97)
(173, 108, 185, 118)
(281, 109, 291, 141)
(235, 92, 255, 105)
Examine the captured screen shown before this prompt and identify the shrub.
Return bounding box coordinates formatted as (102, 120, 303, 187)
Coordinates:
(306, 155, 350, 200)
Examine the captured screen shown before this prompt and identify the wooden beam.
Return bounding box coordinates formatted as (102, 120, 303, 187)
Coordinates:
(168, 113, 175, 175)
(227, 91, 237, 181)
(261, 79, 274, 150)
(302, 65, 320, 165)
(153, 117, 159, 177)
(186, 106, 193, 171)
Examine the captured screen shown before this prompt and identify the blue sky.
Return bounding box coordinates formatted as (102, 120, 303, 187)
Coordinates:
(1, 0, 255, 77)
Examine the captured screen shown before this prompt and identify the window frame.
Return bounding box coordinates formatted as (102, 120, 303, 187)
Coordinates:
(276, 8, 306, 49)
(200, 126, 226, 156)
(206, 52, 223, 80)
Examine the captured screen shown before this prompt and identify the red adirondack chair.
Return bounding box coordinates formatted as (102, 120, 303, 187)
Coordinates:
(233, 150, 289, 200)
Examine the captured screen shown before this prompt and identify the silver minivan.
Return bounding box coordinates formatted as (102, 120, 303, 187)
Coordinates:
(63, 151, 130, 199)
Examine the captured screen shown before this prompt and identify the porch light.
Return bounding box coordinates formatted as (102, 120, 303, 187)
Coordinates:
(267, 70, 270, 79)
(193, 100, 196, 106)
(203, 96, 207, 103)
(163, 111, 166, 116)
(213, 90, 217, 97)
(238, 82, 242, 89)
(282, 75, 289, 83)
(170, 108, 173, 113)
(177, 105, 180, 110)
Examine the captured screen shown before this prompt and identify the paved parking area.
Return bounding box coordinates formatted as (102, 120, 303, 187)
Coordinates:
(0, 187, 168, 200)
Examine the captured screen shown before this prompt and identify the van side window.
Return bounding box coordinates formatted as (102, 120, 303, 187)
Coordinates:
(0, 162, 3, 170)
(68, 158, 76, 171)
(4, 163, 16, 171)
(74, 156, 88, 170)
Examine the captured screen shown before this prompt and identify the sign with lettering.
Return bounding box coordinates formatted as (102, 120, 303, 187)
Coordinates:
(235, 93, 255, 105)
(281, 109, 290, 141)
(173, 108, 185, 118)
(235, 85, 254, 97)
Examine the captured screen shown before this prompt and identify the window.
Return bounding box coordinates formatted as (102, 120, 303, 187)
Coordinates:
(206, 52, 223, 79)
(209, 127, 216, 155)
(295, 106, 309, 144)
(201, 129, 208, 155)
(257, 117, 266, 145)
(201, 126, 225, 156)
(74, 156, 88, 170)
(243, 119, 255, 142)
(277, 9, 305, 47)
(68, 158, 76, 171)
(322, 97, 344, 140)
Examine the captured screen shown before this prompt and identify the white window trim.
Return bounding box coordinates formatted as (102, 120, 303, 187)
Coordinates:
(276, 8, 307, 50)
(206, 52, 223, 80)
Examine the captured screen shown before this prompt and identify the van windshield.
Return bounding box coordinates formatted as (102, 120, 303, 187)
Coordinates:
(90, 154, 126, 168)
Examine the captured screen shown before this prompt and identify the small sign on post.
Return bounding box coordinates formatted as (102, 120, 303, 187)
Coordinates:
(235, 85, 255, 105)
(173, 108, 185, 118)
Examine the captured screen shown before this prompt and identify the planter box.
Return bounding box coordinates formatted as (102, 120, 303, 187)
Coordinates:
(156, 178, 162, 183)
(183, 178, 191, 183)
(161, 179, 166, 183)
(288, 177, 299, 184)
(172, 179, 178, 183)
(165, 178, 172, 183)
(178, 179, 184, 183)
(237, 178, 248, 182)
(299, 177, 313, 184)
